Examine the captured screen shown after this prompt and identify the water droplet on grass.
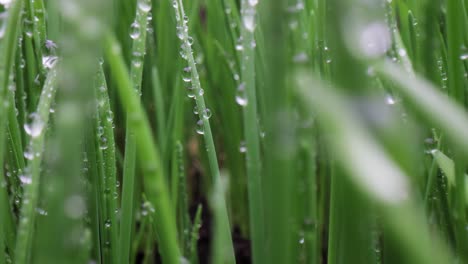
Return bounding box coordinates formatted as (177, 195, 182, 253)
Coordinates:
(19, 174, 32, 185)
(138, 0, 151, 12)
(186, 86, 195, 98)
(130, 21, 141, 39)
(196, 120, 204, 135)
(239, 141, 247, 153)
(24, 113, 44, 138)
(203, 108, 211, 119)
(236, 83, 248, 106)
(248, 0, 258, 6)
(42, 55, 58, 69)
(182, 67, 192, 82)
(385, 95, 396, 105)
(243, 9, 255, 32)
(45, 39, 57, 51)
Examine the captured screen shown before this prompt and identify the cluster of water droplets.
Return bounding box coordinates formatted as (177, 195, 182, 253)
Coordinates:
(140, 200, 155, 217)
(437, 57, 448, 90)
(128, 0, 152, 94)
(173, 3, 215, 135)
(42, 39, 58, 70)
(97, 121, 109, 150)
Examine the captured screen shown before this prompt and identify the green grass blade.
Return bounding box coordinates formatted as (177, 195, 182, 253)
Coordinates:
(119, 0, 152, 262)
(376, 61, 468, 157)
(103, 33, 180, 264)
(296, 72, 454, 264)
(14, 65, 57, 264)
(173, 0, 236, 262)
(239, 1, 265, 263)
(0, 0, 25, 255)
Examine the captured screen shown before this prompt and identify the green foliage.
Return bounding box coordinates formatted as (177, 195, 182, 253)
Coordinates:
(1, 0, 468, 263)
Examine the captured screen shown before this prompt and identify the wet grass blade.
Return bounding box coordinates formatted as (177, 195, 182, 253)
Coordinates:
(0, 0, 25, 256)
(239, 1, 265, 263)
(119, 0, 152, 262)
(376, 61, 468, 156)
(173, 0, 236, 262)
(104, 33, 180, 264)
(14, 65, 57, 264)
(296, 73, 454, 264)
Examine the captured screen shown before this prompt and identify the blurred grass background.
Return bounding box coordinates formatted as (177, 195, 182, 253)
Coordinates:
(1, 0, 468, 263)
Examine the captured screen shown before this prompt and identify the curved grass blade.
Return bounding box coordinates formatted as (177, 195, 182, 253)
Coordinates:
(376, 61, 468, 157)
(296, 73, 453, 264)
(14, 65, 57, 264)
(104, 33, 180, 264)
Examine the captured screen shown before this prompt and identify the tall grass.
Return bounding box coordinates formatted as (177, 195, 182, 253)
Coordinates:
(1, 0, 468, 263)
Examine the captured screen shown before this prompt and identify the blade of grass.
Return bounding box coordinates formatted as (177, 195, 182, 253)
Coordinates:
(446, 0, 467, 259)
(0, 0, 26, 255)
(375, 61, 468, 157)
(189, 204, 202, 264)
(14, 64, 57, 264)
(296, 72, 453, 264)
(119, 1, 152, 262)
(173, 0, 236, 262)
(104, 33, 180, 264)
(94, 65, 119, 264)
(239, 1, 265, 263)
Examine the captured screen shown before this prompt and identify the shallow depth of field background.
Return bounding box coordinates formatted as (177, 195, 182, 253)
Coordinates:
(1, 0, 468, 263)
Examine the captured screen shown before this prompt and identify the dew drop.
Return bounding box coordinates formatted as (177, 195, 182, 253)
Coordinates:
(196, 120, 204, 135)
(182, 67, 192, 82)
(19, 174, 32, 185)
(130, 21, 141, 39)
(24, 113, 44, 138)
(248, 0, 258, 6)
(193, 105, 199, 114)
(99, 136, 108, 150)
(187, 36, 194, 46)
(202, 108, 212, 119)
(24, 146, 34, 160)
(186, 86, 195, 98)
(104, 219, 111, 228)
(137, 0, 151, 12)
(236, 83, 248, 106)
(42, 55, 58, 69)
(45, 39, 57, 51)
(385, 95, 396, 105)
(239, 141, 247, 153)
(243, 9, 255, 32)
